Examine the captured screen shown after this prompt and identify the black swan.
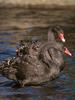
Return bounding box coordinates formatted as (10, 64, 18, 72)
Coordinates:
(0, 26, 72, 87)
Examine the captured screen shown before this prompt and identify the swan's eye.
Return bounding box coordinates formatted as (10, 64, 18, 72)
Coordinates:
(59, 33, 65, 42)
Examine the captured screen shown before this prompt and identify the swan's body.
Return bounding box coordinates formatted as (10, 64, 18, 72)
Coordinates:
(0, 41, 64, 86)
(0, 26, 71, 87)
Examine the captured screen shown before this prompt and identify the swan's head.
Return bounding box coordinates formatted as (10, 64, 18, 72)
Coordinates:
(50, 42, 72, 57)
(52, 26, 65, 43)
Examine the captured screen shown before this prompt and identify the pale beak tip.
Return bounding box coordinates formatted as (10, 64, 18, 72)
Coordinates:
(62, 38, 65, 42)
(69, 53, 72, 56)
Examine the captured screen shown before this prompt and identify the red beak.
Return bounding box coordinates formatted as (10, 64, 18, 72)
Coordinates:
(59, 33, 65, 42)
(64, 47, 72, 56)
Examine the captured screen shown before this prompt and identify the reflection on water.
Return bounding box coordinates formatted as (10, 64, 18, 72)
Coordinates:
(0, 7, 75, 100)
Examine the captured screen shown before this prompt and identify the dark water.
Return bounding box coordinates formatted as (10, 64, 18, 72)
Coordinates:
(0, 7, 75, 100)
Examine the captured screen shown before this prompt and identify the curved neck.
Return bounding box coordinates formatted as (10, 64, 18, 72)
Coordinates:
(48, 30, 56, 42)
